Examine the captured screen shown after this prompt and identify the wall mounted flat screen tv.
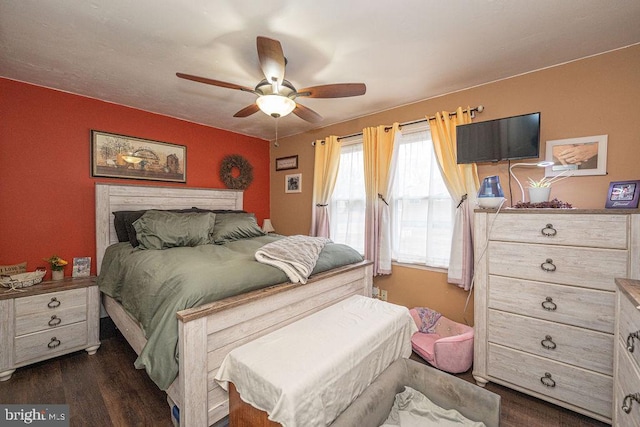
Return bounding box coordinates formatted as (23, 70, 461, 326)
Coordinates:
(456, 112, 540, 164)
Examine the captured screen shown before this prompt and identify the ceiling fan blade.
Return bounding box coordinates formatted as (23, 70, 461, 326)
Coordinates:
(233, 104, 260, 118)
(293, 103, 323, 123)
(257, 36, 286, 87)
(296, 83, 366, 98)
(176, 72, 254, 93)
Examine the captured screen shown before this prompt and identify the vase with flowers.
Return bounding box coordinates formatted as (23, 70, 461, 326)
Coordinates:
(44, 255, 68, 280)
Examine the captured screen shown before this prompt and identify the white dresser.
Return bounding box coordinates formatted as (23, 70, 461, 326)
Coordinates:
(614, 278, 640, 426)
(473, 209, 640, 423)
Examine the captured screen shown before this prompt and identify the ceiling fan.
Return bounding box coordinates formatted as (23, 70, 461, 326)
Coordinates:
(176, 36, 366, 123)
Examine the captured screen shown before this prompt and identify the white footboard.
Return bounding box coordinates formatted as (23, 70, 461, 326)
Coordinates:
(175, 261, 373, 426)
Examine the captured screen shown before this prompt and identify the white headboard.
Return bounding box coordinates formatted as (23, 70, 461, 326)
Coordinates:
(95, 183, 243, 274)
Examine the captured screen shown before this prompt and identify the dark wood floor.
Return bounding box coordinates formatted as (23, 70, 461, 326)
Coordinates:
(0, 325, 609, 427)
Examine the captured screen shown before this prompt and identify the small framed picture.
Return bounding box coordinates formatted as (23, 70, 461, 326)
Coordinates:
(275, 155, 298, 171)
(545, 135, 607, 177)
(72, 257, 92, 278)
(285, 173, 302, 193)
(605, 180, 640, 209)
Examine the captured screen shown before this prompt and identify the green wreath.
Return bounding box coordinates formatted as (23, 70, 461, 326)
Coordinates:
(220, 154, 254, 190)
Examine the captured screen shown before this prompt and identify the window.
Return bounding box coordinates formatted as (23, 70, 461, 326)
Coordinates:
(329, 127, 454, 268)
(329, 141, 366, 254)
(390, 128, 454, 268)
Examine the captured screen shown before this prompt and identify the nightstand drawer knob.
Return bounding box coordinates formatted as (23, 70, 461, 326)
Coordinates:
(541, 297, 557, 311)
(47, 337, 61, 349)
(541, 224, 557, 237)
(540, 259, 556, 272)
(541, 335, 557, 350)
(540, 372, 556, 388)
(623, 393, 640, 414)
(627, 331, 640, 353)
(48, 315, 62, 327)
(47, 297, 61, 308)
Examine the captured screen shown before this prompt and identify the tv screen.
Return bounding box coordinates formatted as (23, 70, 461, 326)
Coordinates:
(456, 112, 540, 164)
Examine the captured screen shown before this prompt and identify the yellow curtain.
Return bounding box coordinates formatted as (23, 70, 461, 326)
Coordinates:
(363, 123, 399, 275)
(310, 136, 341, 237)
(429, 107, 479, 290)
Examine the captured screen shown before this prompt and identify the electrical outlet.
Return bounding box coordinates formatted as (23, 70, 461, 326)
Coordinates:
(379, 289, 388, 301)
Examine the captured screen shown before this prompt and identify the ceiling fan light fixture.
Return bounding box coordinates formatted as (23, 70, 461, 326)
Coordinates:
(256, 95, 296, 118)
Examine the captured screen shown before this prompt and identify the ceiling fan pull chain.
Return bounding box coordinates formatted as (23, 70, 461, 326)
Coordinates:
(274, 117, 280, 147)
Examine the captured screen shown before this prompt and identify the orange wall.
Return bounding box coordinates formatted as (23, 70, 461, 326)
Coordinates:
(0, 78, 269, 279)
(269, 44, 640, 324)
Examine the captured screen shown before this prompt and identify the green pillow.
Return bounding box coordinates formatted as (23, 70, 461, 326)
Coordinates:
(212, 213, 265, 244)
(133, 211, 216, 250)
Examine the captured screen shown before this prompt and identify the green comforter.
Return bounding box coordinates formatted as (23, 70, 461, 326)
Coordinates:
(98, 235, 363, 390)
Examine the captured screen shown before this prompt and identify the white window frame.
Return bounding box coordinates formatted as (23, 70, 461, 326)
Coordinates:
(329, 125, 454, 270)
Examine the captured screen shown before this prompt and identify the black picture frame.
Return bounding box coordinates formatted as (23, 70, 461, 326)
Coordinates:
(605, 180, 640, 209)
(275, 155, 298, 171)
(91, 130, 186, 183)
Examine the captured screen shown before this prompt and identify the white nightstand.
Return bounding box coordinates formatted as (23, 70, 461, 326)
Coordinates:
(0, 276, 101, 381)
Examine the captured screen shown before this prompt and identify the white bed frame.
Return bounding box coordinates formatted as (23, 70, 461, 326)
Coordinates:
(95, 183, 373, 426)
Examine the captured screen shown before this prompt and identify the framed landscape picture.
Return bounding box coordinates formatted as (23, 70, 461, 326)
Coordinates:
(91, 130, 186, 182)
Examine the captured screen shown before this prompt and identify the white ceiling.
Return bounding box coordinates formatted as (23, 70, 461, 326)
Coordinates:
(2, 0, 639, 140)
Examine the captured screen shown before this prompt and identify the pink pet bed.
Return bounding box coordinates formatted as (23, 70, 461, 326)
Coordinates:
(409, 307, 474, 374)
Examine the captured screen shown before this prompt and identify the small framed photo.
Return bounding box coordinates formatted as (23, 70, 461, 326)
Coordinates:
(545, 135, 607, 177)
(72, 257, 92, 278)
(605, 180, 640, 209)
(275, 155, 298, 171)
(285, 173, 302, 193)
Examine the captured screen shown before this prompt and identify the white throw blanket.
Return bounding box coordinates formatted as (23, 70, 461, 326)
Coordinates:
(255, 235, 330, 284)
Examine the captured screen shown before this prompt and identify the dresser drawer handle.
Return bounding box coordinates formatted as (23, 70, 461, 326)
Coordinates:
(47, 297, 61, 308)
(541, 297, 557, 311)
(541, 335, 557, 350)
(47, 337, 61, 349)
(48, 315, 62, 327)
(623, 393, 640, 414)
(627, 331, 640, 353)
(540, 372, 556, 388)
(540, 259, 556, 272)
(541, 224, 557, 237)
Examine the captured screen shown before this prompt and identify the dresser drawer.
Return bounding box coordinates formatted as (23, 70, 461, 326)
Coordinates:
(488, 214, 628, 249)
(615, 344, 640, 426)
(14, 322, 88, 364)
(488, 310, 613, 375)
(15, 305, 87, 336)
(488, 343, 612, 419)
(14, 288, 86, 317)
(488, 241, 627, 290)
(488, 276, 614, 333)
(618, 291, 640, 370)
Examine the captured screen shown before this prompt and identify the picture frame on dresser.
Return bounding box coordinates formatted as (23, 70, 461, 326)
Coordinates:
(605, 180, 640, 209)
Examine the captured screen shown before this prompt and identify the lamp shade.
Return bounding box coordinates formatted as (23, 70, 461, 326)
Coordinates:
(262, 219, 275, 233)
(256, 95, 296, 118)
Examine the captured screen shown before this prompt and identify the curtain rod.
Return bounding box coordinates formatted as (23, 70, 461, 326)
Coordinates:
(327, 105, 485, 143)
